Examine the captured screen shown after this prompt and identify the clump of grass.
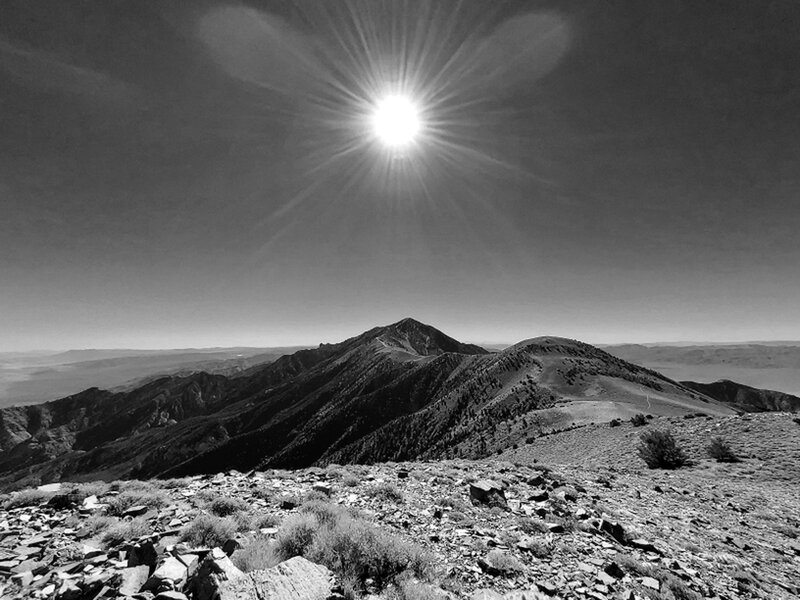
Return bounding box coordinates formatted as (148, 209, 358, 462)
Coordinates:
(484, 550, 524, 576)
(180, 515, 237, 547)
(232, 535, 280, 572)
(638, 429, 688, 469)
(206, 496, 249, 517)
(341, 474, 360, 488)
(274, 513, 320, 558)
(81, 515, 117, 537)
(105, 489, 169, 516)
(69, 481, 112, 499)
(365, 482, 404, 504)
(525, 539, 554, 559)
(254, 513, 281, 529)
(446, 510, 475, 527)
(630, 413, 648, 427)
(663, 574, 702, 600)
(707, 437, 740, 463)
(438, 496, 468, 511)
(273, 502, 432, 592)
(253, 487, 274, 501)
(300, 500, 351, 526)
(3, 489, 55, 509)
(307, 515, 432, 588)
(101, 518, 151, 548)
(609, 418, 622, 427)
(517, 517, 549, 535)
(613, 553, 658, 578)
(158, 477, 192, 489)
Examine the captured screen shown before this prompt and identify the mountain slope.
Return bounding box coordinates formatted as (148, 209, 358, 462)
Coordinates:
(681, 379, 800, 413)
(0, 321, 734, 489)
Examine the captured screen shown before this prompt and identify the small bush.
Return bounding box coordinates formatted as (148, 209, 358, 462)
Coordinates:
(105, 490, 169, 517)
(365, 482, 404, 504)
(630, 413, 648, 427)
(232, 512, 255, 532)
(254, 513, 281, 529)
(81, 515, 116, 537)
(2, 489, 54, 509)
(101, 518, 151, 548)
(707, 437, 740, 463)
(638, 429, 688, 469)
(253, 487, 274, 501)
(232, 535, 279, 572)
(300, 500, 350, 526)
(180, 515, 237, 547)
(274, 513, 320, 559)
(159, 477, 192, 489)
(207, 496, 249, 517)
(272, 505, 432, 592)
(609, 419, 622, 427)
(663, 573, 702, 600)
(69, 481, 112, 499)
(484, 549, 524, 576)
(307, 515, 431, 588)
(525, 539, 553, 559)
(517, 517, 549, 535)
(341, 474, 360, 488)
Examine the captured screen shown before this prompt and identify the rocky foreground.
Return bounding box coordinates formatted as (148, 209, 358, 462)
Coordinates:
(1, 417, 798, 600)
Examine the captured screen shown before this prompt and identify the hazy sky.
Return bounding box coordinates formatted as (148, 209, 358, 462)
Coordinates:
(2, 0, 800, 351)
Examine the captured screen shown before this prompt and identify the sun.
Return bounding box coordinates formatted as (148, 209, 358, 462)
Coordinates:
(371, 95, 421, 148)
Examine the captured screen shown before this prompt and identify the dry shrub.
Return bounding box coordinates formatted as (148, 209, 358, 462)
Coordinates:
(105, 489, 169, 516)
(707, 437, 740, 463)
(638, 429, 688, 469)
(180, 515, 237, 547)
(274, 513, 320, 559)
(365, 482, 404, 504)
(232, 535, 280, 572)
(101, 518, 151, 548)
(206, 496, 249, 517)
(273, 502, 432, 592)
(2, 489, 55, 509)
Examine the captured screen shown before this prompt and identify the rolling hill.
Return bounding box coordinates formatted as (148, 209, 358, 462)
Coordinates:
(0, 319, 735, 489)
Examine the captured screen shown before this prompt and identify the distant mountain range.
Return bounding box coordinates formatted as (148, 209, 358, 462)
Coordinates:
(681, 379, 800, 413)
(0, 347, 306, 408)
(2, 318, 762, 489)
(604, 343, 800, 396)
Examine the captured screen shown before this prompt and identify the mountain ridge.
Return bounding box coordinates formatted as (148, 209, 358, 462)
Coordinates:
(0, 319, 738, 489)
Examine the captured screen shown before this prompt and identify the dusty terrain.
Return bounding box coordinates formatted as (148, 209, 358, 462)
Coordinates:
(0, 412, 797, 600)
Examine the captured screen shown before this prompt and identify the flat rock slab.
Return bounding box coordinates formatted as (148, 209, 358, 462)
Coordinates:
(218, 556, 336, 600)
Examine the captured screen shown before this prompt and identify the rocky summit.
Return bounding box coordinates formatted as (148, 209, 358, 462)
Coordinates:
(1, 410, 798, 600)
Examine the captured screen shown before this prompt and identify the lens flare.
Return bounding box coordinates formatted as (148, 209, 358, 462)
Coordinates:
(371, 95, 421, 147)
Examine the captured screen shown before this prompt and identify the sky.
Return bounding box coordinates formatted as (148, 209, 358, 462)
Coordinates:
(1, 0, 800, 351)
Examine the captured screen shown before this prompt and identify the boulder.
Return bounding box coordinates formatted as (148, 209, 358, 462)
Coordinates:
(188, 549, 244, 600)
(119, 565, 150, 596)
(124, 505, 150, 518)
(599, 519, 626, 545)
(218, 556, 336, 600)
(469, 480, 507, 508)
(143, 557, 188, 592)
(128, 540, 159, 573)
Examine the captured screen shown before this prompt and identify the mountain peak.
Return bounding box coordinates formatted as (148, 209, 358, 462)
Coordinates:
(368, 318, 488, 357)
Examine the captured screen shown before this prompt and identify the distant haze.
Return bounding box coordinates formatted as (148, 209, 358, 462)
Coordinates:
(2, 1, 800, 350)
